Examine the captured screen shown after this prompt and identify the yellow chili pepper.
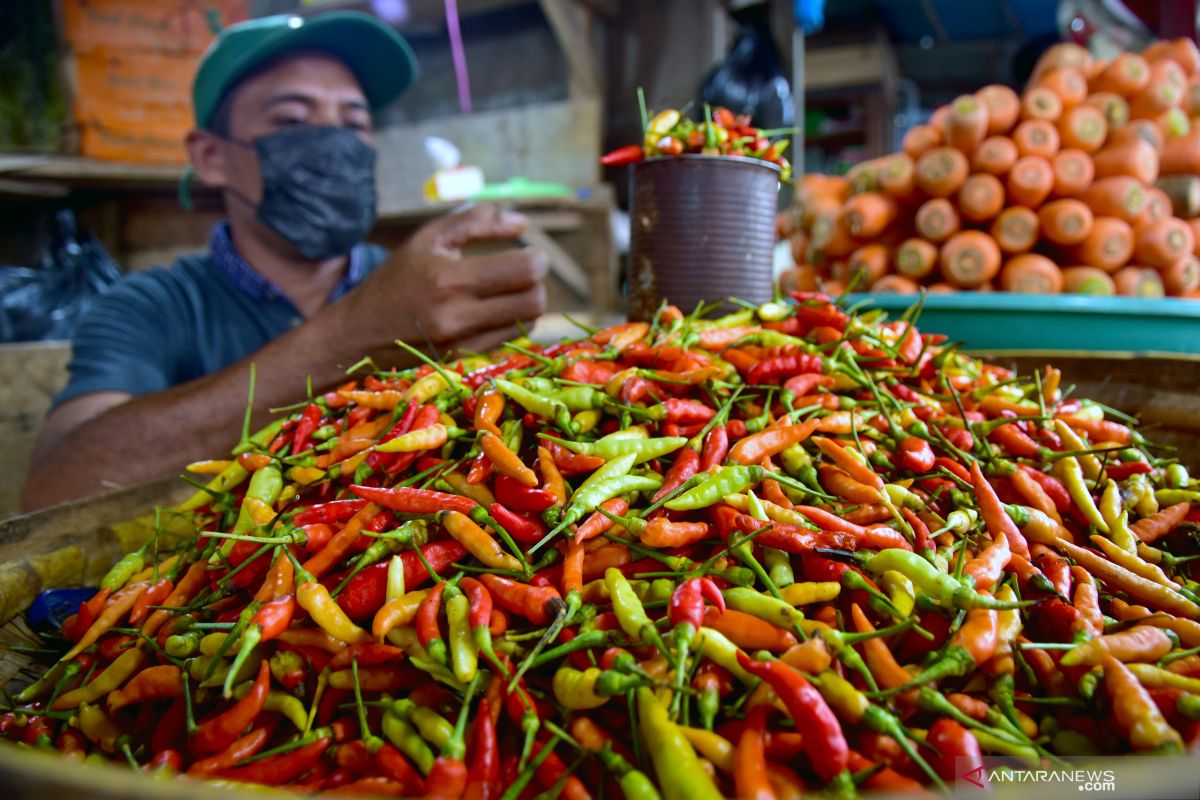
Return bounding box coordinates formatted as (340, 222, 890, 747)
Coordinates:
(52, 648, 146, 711)
(405, 371, 461, 405)
(572, 409, 603, 434)
(445, 587, 478, 684)
(176, 462, 248, 512)
(1108, 510, 1139, 553)
(287, 465, 325, 486)
(1130, 472, 1159, 518)
(696, 627, 756, 686)
(232, 683, 308, 730)
(780, 581, 840, 606)
(677, 726, 735, 772)
(186, 459, 233, 475)
(1053, 456, 1109, 533)
(1054, 420, 1102, 479)
(1127, 663, 1200, 694)
(441, 471, 496, 507)
(76, 703, 122, 752)
(879, 570, 916, 617)
(376, 424, 449, 454)
(297, 582, 369, 643)
(200, 632, 230, 657)
(1089, 535, 1180, 589)
(373, 590, 429, 641)
(552, 666, 609, 710)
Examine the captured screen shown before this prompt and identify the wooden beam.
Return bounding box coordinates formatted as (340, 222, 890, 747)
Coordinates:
(539, 0, 601, 98)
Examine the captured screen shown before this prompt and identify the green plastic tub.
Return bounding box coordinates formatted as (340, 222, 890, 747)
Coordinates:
(844, 293, 1200, 355)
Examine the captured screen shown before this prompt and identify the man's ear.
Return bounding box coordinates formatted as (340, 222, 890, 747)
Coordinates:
(185, 129, 227, 189)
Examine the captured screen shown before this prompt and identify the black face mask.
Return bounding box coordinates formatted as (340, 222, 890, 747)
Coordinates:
(233, 126, 378, 261)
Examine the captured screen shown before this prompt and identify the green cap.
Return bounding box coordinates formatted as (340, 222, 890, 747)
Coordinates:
(192, 11, 417, 129)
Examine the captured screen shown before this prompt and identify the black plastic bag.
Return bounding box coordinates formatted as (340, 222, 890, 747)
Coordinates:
(0, 210, 124, 342)
(700, 14, 795, 132)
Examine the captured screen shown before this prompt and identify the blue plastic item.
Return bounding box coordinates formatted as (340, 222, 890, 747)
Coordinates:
(28, 588, 96, 633)
(844, 293, 1200, 355)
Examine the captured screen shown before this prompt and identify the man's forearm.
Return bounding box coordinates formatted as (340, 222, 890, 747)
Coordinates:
(22, 320, 389, 510)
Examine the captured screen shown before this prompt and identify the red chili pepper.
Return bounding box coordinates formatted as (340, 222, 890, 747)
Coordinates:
(494, 474, 557, 513)
(463, 357, 535, 390)
(653, 447, 700, 504)
(933, 456, 971, 483)
(350, 484, 476, 515)
(328, 642, 406, 670)
(128, 577, 173, 625)
(926, 718, 986, 787)
(375, 743, 423, 792)
(464, 697, 500, 800)
(385, 405, 443, 477)
(1033, 545, 1072, 597)
(902, 508, 934, 553)
(417, 581, 447, 660)
(1106, 461, 1153, 480)
(988, 421, 1043, 458)
(192, 660, 271, 755)
(216, 737, 332, 784)
(1021, 466, 1072, 514)
(735, 651, 849, 782)
(897, 437, 936, 473)
(335, 540, 469, 619)
(599, 144, 644, 167)
(291, 403, 323, 454)
(747, 354, 822, 386)
(789, 296, 848, 331)
(487, 502, 546, 545)
(729, 512, 860, 554)
(478, 574, 564, 626)
(668, 577, 726, 629)
(292, 499, 369, 527)
(561, 359, 620, 385)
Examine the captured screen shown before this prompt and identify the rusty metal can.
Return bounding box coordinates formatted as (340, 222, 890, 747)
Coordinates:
(628, 154, 781, 321)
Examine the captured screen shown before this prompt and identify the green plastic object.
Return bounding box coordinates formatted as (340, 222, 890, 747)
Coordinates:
(469, 177, 573, 201)
(845, 293, 1200, 355)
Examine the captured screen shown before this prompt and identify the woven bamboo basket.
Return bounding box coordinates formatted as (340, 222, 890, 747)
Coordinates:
(0, 354, 1198, 798)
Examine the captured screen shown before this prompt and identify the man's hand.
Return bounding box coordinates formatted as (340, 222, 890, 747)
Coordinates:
(332, 204, 548, 363)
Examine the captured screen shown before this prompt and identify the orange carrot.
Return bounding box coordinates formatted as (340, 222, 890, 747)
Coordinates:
(958, 173, 1005, 221)
(1129, 59, 1187, 119)
(1092, 138, 1160, 184)
(778, 265, 822, 294)
(940, 230, 1001, 288)
(843, 244, 891, 287)
(1032, 43, 1094, 83)
(1160, 130, 1200, 175)
(1079, 176, 1148, 221)
(1058, 105, 1108, 153)
(1091, 53, 1151, 96)
(1134, 217, 1195, 267)
(877, 154, 916, 200)
(870, 275, 920, 294)
(1070, 216, 1134, 272)
(926, 282, 958, 294)
(1013, 119, 1061, 158)
(1160, 107, 1191, 140)
(801, 174, 851, 203)
(1109, 119, 1165, 152)
(1036, 67, 1089, 108)
(991, 206, 1040, 254)
(1189, 219, 1200, 255)
(1051, 148, 1095, 196)
(810, 208, 859, 258)
(999, 254, 1063, 294)
(1085, 92, 1130, 130)
(842, 193, 898, 238)
(915, 147, 969, 197)
(895, 237, 938, 280)
(1144, 38, 1200, 76)
(789, 231, 809, 265)
(973, 136, 1018, 175)
(945, 94, 989, 153)
(1039, 199, 1094, 245)
(976, 84, 1021, 134)
(1160, 256, 1200, 295)
(929, 105, 950, 134)
(902, 124, 943, 160)
(915, 197, 961, 242)
(1135, 187, 1174, 228)
(1006, 155, 1054, 208)
(1020, 87, 1063, 122)
(1062, 266, 1116, 295)
(1113, 265, 1165, 297)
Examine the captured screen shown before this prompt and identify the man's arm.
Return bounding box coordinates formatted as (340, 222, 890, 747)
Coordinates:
(23, 205, 547, 511)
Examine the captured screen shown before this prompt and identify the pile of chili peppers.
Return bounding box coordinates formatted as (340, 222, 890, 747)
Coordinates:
(5, 292, 1200, 797)
(600, 105, 793, 181)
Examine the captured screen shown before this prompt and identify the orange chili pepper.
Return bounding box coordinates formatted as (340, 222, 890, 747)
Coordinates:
(734, 705, 778, 800)
(537, 446, 567, 506)
(302, 502, 380, 578)
(562, 539, 585, 596)
(479, 432, 537, 487)
(849, 603, 911, 690)
(818, 466, 881, 505)
(729, 420, 819, 465)
(812, 436, 883, 489)
(473, 390, 505, 438)
(702, 608, 796, 652)
(64, 581, 148, 661)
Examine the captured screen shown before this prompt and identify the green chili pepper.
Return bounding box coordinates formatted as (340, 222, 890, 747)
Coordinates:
(636, 687, 724, 800)
(382, 708, 436, 774)
(666, 465, 763, 511)
(1054, 457, 1109, 533)
(547, 435, 687, 465)
(495, 379, 571, 428)
(865, 549, 1028, 610)
(605, 568, 667, 654)
(230, 464, 284, 536)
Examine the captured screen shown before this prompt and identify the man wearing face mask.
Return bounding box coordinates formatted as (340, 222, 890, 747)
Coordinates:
(22, 13, 548, 510)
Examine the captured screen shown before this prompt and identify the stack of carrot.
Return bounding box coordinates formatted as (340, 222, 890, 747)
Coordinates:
(779, 37, 1200, 298)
